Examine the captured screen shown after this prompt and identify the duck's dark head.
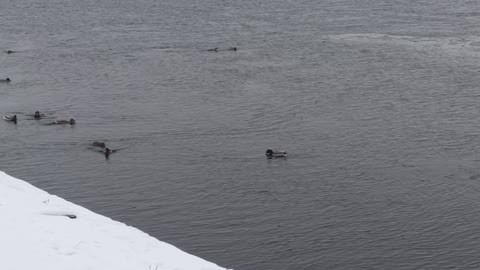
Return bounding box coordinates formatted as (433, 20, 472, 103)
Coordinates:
(69, 118, 76, 125)
(34, 111, 40, 118)
(5, 78, 10, 82)
(105, 148, 111, 158)
(266, 149, 273, 157)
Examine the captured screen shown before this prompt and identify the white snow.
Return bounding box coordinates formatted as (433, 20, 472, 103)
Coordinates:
(0, 171, 229, 270)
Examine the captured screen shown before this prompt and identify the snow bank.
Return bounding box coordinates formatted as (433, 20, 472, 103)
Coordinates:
(0, 171, 229, 270)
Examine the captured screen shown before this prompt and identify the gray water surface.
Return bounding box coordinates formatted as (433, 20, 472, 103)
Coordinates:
(2, 0, 480, 269)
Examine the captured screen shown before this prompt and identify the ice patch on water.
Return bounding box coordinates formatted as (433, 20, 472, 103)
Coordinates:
(329, 33, 480, 58)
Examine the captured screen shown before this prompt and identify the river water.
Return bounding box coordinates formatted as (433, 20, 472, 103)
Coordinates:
(2, 0, 480, 269)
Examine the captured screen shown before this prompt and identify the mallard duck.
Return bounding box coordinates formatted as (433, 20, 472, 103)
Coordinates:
(49, 118, 76, 125)
(265, 149, 287, 158)
(92, 141, 106, 148)
(3, 115, 17, 124)
(33, 111, 45, 119)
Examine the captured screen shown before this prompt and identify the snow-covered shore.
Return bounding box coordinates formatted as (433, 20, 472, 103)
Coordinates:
(0, 171, 228, 270)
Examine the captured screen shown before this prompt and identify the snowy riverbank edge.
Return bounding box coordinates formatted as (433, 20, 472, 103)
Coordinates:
(0, 171, 229, 270)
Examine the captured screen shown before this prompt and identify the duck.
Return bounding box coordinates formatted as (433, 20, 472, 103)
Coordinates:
(265, 149, 287, 158)
(33, 111, 45, 119)
(207, 48, 218, 52)
(103, 147, 126, 159)
(3, 115, 17, 124)
(228, 47, 237, 51)
(0, 78, 11, 83)
(91, 145, 126, 159)
(48, 118, 76, 125)
(92, 141, 106, 148)
(104, 147, 113, 159)
(6, 50, 14, 54)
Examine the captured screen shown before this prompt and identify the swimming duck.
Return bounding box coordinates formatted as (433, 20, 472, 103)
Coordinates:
(48, 118, 76, 125)
(103, 147, 126, 159)
(228, 47, 237, 51)
(91, 145, 126, 159)
(6, 50, 14, 54)
(33, 111, 46, 119)
(207, 48, 218, 52)
(104, 147, 113, 159)
(0, 78, 11, 83)
(92, 141, 106, 148)
(265, 149, 287, 158)
(4, 115, 17, 124)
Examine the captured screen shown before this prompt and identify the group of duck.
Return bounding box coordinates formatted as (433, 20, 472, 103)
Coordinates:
(3, 111, 118, 159)
(2, 51, 76, 126)
(3, 50, 285, 159)
(2, 50, 118, 158)
(3, 111, 76, 126)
